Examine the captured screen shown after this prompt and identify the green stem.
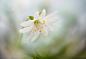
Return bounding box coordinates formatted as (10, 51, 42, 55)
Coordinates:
(18, 33, 23, 47)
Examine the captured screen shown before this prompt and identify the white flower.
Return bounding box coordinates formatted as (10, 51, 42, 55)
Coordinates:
(19, 9, 59, 41)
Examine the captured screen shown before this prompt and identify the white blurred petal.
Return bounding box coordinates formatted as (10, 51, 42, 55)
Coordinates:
(47, 25, 54, 31)
(20, 20, 34, 27)
(42, 11, 57, 21)
(47, 17, 59, 24)
(34, 11, 39, 19)
(40, 9, 46, 19)
(41, 29, 48, 36)
(26, 30, 34, 40)
(31, 31, 40, 41)
(19, 25, 34, 33)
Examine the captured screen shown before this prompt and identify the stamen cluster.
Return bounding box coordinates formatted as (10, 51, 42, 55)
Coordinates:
(34, 20, 47, 33)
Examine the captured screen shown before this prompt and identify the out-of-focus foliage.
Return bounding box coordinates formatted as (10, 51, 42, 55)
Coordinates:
(0, 0, 86, 59)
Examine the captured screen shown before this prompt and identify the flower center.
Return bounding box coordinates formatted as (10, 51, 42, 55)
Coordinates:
(34, 20, 47, 32)
(34, 19, 40, 24)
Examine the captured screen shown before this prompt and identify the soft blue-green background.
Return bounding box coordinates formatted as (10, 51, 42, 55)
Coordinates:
(0, 0, 86, 59)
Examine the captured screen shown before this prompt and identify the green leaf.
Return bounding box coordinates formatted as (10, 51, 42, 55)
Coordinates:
(26, 18, 29, 21)
(39, 11, 42, 15)
(22, 27, 24, 29)
(29, 16, 34, 20)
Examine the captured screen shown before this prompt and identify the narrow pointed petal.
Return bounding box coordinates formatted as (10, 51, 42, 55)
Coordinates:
(47, 17, 59, 24)
(47, 25, 54, 31)
(26, 30, 34, 40)
(42, 11, 57, 21)
(40, 9, 46, 19)
(34, 11, 39, 19)
(41, 29, 48, 36)
(19, 25, 34, 33)
(20, 20, 34, 27)
(31, 31, 40, 41)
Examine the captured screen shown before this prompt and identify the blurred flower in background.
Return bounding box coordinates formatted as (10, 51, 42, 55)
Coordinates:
(0, 0, 86, 59)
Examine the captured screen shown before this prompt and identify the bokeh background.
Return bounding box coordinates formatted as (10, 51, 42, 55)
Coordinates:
(0, 0, 86, 59)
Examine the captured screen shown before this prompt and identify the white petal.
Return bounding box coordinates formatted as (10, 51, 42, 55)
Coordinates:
(42, 11, 57, 21)
(47, 25, 53, 31)
(34, 11, 39, 19)
(47, 17, 59, 24)
(40, 9, 46, 19)
(20, 20, 34, 27)
(31, 31, 40, 41)
(26, 30, 34, 40)
(41, 29, 48, 36)
(19, 25, 34, 33)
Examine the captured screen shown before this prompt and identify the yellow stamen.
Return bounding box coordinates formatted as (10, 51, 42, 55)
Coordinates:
(36, 23, 38, 27)
(39, 30, 41, 32)
(43, 23, 45, 24)
(37, 28, 39, 30)
(34, 30, 37, 31)
(39, 21, 41, 23)
(41, 26, 43, 28)
(36, 25, 38, 27)
(36, 23, 38, 25)
(45, 25, 47, 27)
(43, 20, 45, 22)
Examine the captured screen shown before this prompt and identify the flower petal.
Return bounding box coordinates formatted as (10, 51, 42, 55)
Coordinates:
(20, 20, 34, 27)
(42, 11, 57, 21)
(40, 9, 46, 19)
(47, 25, 53, 31)
(34, 11, 39, 19)
(26, 30, 34, 40)
(31, 31, 40, 41)
(19, 25, 34, 33)
(41, 29, 48, 36)
(47, 17, 59, 24)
